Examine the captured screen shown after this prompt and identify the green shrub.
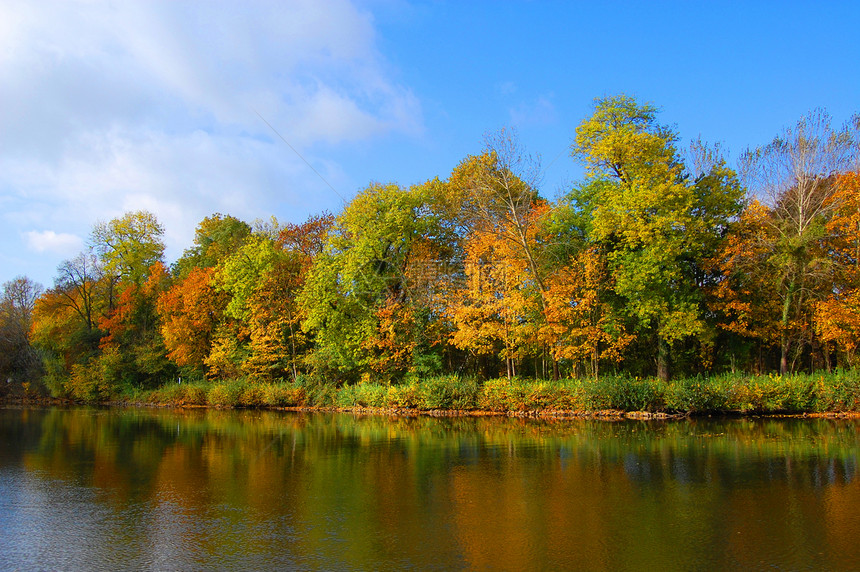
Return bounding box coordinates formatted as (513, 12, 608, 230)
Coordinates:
(477, 378, 517, 411)
(208, 381, 243, 407)
(302, 380, 338, 407)
(261, 382, 306, 407)
(666, 376, 730, 413)
(336, 385, 358, 408)
(360, 384, 389, 407)
(420, 376, 478, 410)
(525, 381, 564, 410)
(65, 363, 101, 403)
(41, 354, 69, 399)
(183, 384, 208, 405)
(580, 375, 664, 411)
(814, 370, 860, 412)
(239, 382, 266, 407)
(388, 381, 422, 409)
(98, 368, 860, 414)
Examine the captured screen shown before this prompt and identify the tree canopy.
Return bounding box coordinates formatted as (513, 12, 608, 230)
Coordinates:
(15, 96, 860, 399)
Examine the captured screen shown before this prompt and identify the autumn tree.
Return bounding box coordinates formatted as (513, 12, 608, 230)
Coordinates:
(448, 218, 542, 378)
(91, 210, 165, 287)
(30, 253, 113, 396)
(52, 252, 106, 334)
(300, 183, 453, 382)
(0, 276, 43, 386)
(542, 247, 633, 377)
(83, 210, 171, 393)
(96, 262, 174, 389)
(451, 129, 544, 284)
(710, 200, 786, 371)
(739, 109, 859, 373)
(447, 130, 562, 377)
(251, 213, 336, 380)
(156, 214, 252, 379)
(571, 94, 744, 380)
(173, 213, 252, 278)
(158, 266, 228, 376)
(815, 172, 860, 366)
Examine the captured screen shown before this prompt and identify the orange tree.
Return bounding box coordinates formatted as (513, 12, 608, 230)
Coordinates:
(447, 131, 563, 377)
(97, 262, 174, 389)
(447, 219, 541, 379)
(815, 172, 860, 366)
(158, 265, 229, 377)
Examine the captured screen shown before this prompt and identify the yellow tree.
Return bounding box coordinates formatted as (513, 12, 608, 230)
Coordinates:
(90, 210, 165, 287)
(448, 131, 561, 377)
(542, 247, 632, 377)
(448, 207, 546, 379)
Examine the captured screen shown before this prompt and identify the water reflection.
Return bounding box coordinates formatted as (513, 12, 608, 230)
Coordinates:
(1, 408, 859, 570)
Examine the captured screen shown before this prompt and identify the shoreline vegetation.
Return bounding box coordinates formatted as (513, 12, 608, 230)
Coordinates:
(3, 96, 860, 413)
(5, 371, 860, 419)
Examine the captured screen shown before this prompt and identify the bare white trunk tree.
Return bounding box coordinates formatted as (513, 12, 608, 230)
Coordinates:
(459, 128, 562, 378)
(740, 108, 859, 373)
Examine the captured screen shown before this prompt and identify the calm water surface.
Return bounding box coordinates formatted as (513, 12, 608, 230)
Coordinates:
(1, 407, 859, 570)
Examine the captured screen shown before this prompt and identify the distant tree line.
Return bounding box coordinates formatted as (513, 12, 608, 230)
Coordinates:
(5, 95, 859, 399)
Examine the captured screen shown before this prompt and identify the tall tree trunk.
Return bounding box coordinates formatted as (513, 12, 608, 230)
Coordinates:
(657, 336, 670, 382)
(779, 336, 790, 375)
(780, 280, 795, 375)
(287, 315, 298, 381)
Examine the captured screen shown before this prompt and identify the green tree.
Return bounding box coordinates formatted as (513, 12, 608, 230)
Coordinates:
(91, 210, 165, 286)
(571, 95, 743, 380)
(300, 183, 451, 382)
(209, 215, 333, 382)
(173, 213, 252, 278)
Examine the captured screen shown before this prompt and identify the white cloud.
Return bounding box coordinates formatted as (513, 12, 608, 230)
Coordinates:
(24, 230, 83, 255)
(0, 0, 421, 150)
(0, 0, 423, 284)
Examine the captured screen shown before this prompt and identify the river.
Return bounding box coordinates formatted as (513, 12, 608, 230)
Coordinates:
(1, 407, 858, 570)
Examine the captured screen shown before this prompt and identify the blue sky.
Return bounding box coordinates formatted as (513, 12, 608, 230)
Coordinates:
(2, 0, 858, 288)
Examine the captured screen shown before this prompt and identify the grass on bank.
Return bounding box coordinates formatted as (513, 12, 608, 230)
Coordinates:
(107, 370, 860, 415)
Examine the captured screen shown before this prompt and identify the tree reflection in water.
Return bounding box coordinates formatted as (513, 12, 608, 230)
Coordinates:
(1, 408, 858, 570)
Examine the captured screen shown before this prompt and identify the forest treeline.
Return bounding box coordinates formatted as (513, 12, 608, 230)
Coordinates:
(3, 95, 860, 403)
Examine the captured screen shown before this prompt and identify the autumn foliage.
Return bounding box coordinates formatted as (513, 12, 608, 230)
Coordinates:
(19, 97, 860, 400)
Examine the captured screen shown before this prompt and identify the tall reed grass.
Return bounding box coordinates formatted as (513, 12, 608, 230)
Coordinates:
(118, 371, 860, 414)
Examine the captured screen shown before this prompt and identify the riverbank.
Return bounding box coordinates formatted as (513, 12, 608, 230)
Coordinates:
(6, 371, 860, 417)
